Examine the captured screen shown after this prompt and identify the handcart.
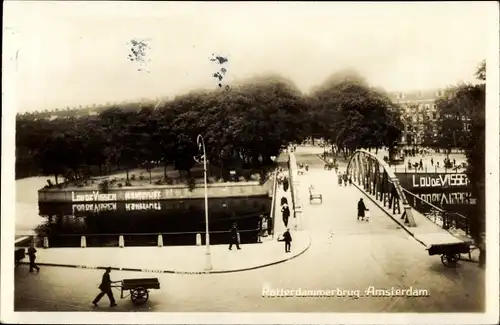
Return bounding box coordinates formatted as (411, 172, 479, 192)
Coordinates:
(427, 241, 472, 267)
(111, 278, 160, 305)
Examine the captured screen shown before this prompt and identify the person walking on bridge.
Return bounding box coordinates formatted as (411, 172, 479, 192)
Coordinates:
(281, 203, 291, 227)
(357, 198, 368, 221)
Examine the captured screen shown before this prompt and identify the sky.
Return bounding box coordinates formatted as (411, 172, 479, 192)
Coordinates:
(3, 1, 496, 113)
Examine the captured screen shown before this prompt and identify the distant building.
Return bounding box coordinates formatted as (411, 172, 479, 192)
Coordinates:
(388, 89, 444, 146)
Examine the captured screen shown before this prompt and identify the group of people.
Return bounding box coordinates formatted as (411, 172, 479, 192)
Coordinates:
(337, 172, 352, 186)
(278, 196, 293, 253)
(277, 168, 290, 192)
(408, 156, 462, 170)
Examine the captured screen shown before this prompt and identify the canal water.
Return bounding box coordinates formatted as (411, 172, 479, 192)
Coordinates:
(16, 177, 271, 247)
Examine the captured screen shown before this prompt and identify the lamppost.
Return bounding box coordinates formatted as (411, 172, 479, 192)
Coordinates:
(197, 134, 212, 271)
(270, 156, 277, 239)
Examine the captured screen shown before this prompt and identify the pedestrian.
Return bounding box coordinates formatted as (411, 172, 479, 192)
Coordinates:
(419, 159, 423, 170)
(357, 198, 368, 221)
(348, 176, 352, 186)
(27, 243, 40, 273)
(283, 228, 292, 253)
(92, 267, 117, 307)
(283, 177, 289, 192)
(228, 223, 241, 250)
(281, 202, 290, 227)
(267, 215, 273, 236)
(343, 173, 348, 186)
(478, 232, 486, 269)
(431, 158, 434, 166)
(260, 215, 268, 239)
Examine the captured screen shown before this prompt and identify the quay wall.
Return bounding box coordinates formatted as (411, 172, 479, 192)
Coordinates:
(39, 181, 272, 203)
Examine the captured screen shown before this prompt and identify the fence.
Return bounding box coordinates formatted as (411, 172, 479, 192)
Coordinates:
(391, 165, 466, 174)
(38, 228, 261, 248)
(402, 188, 470, 237)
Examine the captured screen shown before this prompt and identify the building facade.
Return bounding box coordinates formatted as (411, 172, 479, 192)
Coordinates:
(388, 89, 444, 146)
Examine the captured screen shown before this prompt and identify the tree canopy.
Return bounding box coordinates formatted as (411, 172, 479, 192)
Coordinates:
(432, 61, 486, 241)
(16, 75, 311, 184)
(308, 70, 403, 155)
(16, 69, 404, 185)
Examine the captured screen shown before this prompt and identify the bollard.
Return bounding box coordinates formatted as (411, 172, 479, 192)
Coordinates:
(80, 236, 87, 248)
(43, 237, 49, 248)
(158, 234, 163, 247)
(119, 235, 125, 248)
(196, 233, 202, 246)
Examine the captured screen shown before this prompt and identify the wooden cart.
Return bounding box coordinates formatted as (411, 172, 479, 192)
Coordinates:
(427, 241, 472, 267)
(112, 278, 160, 305)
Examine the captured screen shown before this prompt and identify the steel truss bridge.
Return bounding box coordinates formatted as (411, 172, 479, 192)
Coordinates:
(346, 149, 470, 235)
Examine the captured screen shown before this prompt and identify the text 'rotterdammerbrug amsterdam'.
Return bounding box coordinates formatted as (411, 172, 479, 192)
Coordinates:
(262, 286, 430, 298)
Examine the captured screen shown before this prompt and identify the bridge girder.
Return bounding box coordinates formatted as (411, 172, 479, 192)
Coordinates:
(347, 150, 417, 227)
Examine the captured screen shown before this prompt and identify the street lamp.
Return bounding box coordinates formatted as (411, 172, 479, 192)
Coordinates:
(197, 134, 212, 271)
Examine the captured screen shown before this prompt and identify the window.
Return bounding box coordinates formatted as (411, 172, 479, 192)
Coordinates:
(432, 112, 437, 120)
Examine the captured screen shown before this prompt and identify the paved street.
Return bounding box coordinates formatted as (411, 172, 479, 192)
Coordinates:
(14, 148, 484, 312)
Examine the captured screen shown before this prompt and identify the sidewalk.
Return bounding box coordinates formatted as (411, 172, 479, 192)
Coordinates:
(351, 182, 479, 262)
(18, 232, 310, 274)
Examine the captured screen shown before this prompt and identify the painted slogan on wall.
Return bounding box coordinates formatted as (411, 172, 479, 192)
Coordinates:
(71, 190, 162, 202)
(71, 202, 162, 213)
(411, 173, 469, 188)
(395, 173, 470, 190)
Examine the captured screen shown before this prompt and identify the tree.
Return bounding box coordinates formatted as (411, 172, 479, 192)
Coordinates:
(434, 85, 479, 153)
(464, 62, 486, 248)
(433, 61, 485, 253)
(308, 69, 402, 157)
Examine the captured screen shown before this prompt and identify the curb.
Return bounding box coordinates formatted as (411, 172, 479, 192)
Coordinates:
(18, 234, 312, 275)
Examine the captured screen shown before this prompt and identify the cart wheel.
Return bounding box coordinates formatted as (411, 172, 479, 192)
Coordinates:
(130, 287, 149, 305)
(441, 254, 459, 267)
(450, 254, 460, 263)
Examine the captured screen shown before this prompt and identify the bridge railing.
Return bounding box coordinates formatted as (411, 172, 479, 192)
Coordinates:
(402, 188, 471, 237)
(347, 149, 417, 227)
(390, 165, 466, 174)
